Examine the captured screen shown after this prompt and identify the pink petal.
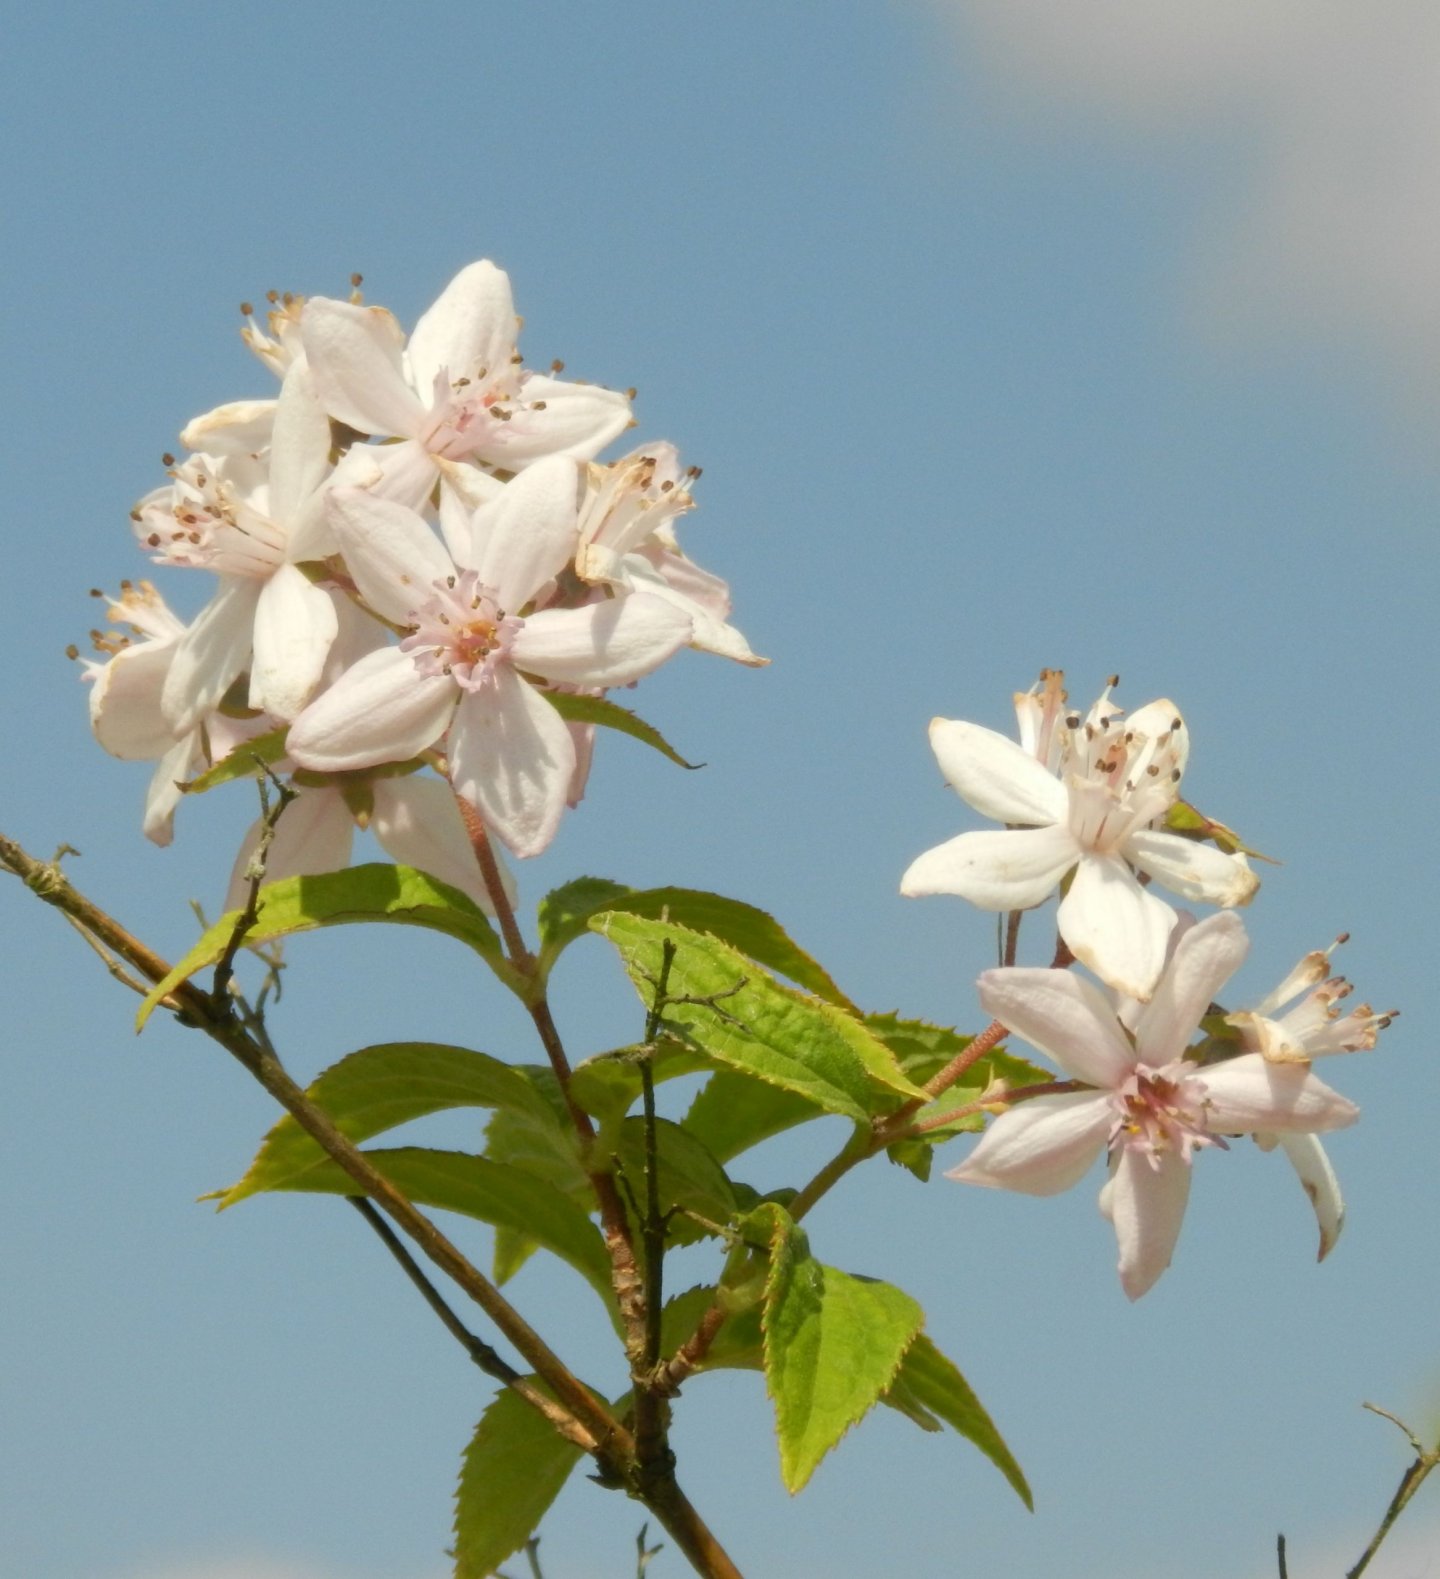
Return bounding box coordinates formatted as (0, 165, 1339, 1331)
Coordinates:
(1058, 853, 1177, 1002)
(929, 719, 1069, 826)
(1099, 1148, 1192, 1300)
(447, 670, 576, 858)
(900, 824, 1078, 910)
(286, 647, 456, 772)
(1133, 911, 1249, 1066)
(1198, 1055, 1360, 1135)
(946, 1091, 1112, 1195)
(405, 260, 516, 395)
(476, 456, 583, 612)
(1125, 828, 1260, 908)
(302, 297, 423, 439)
(977, 967, 1138, 1087)
(370, 776, 510, 915)
(224, 786, 355, 912)
(512, 594, 691, 688)
(248, 564, 339, 721)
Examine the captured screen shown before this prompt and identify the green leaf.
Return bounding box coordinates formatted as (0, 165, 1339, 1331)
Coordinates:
(181, 727, 289, 793)
(864, 1012, 1048, 1094)
(569, 1039, 714, 1123)
(612, 1116, 736, 1242)
(593, 914, 924, 1120)
(454, 1384, 585, 1578)
(683, 1070, 822, 1163)
(1163, 797, 1277, 863)
(888, 1333, 1032, 1509)
(751, 1203, 924, 1493)
(543, 689, 700, 769)
(213, 1043, 557, 1208)
(266, 1146, 615, 1308)
(537, 877, 856, 1008)
(137, 864, 516, 1028)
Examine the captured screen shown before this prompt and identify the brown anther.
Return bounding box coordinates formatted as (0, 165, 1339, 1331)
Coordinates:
(551, 359, 565, 373)
(267, 289, 280, 303)
(1108, 673, 1120, 686)
(89, 588, 103, 598)
(510, 352, 523, 364)
(446, 574, 457, 587)
(690, 465, 703, 479)
(531, 400, 547, 410)
(1146, 764, 1159, 776)
(1335, 931, 1351, 946)
(147, 533, 161, 547)
(660, 479, 673, 492)
(1170, 769, 1181, 781)
(240, 301, 254, 316)
(161, 452, 176, 467)
(64, 644, 79, 660)
(129, 508, 142, 522)
(625, 387, 637, 400)
(282, 292, 294, 306)
(350, 272, 363, 287)
(454, 376, 470, 388)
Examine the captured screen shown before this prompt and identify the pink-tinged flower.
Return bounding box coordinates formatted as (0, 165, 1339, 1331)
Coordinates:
(949, 912, 1359, 1299)
(1225, 934, 1394, 1260)
(285, 457, 693, 858)
(901, 679, 1259, 1000)
(575, 443, 766, 667)
(224, 774, 512, 916)
(299, 260, 633, 510)
(134, 363, 340, 731)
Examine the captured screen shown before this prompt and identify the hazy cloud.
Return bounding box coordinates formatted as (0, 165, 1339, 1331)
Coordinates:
(928, 2, 1440, 416)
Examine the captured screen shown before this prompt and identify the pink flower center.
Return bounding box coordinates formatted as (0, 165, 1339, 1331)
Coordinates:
(1108, 1062, 1222, 1168)
(134, 460, 286, 579)
(419, 365, 552, 461)
(399, 570, 522, 692)
(1063, 706, 1185, 853)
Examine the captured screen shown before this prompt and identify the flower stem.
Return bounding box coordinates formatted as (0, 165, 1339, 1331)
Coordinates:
(1345, 1404, 1440, 1578)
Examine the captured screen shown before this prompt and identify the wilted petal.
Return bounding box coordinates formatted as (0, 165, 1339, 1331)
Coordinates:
(900, 824, 1078, 910)
(947, 1091, 1112, 1195)
(143, 734, 202, 847)
(1125, 828, 1259, 908)
(1099, 1148, 1192, 1300)
(248, 563, 339, 721)
(1059, 854, 1177, 1002)
(406, 260, 516, 395)
(1199, 1054, 1359, 1135)
(978, 967, 1138, 1088)
(302, 297, 422, 438)
(928, 719, 1069, 826)
(287, 646, 456, 771)
(623, 555, 766, 666)
(180, 399, 277, 455)
(1134, 911, 1250, 1066)
(370, 775, 510, 914)
(512, 594, 691, 688)
(1274, 1132, 1345, 1260)
(448, 669, 575, 858)
(162, 578, 262, 734)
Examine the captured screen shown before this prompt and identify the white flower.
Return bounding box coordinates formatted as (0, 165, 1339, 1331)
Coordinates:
(285, 457, 692, 857)
(299, 260, 633, 509)
(950, 913, 1359, 1299)
(901, 679, 1258, 1000)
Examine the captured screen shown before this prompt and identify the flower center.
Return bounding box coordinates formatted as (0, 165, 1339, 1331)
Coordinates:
(1108, 1062, 1221, 1167)
(1062, 701, 1185, 853)
(399, 569, 522, 691)
(133, 457, 286, 579)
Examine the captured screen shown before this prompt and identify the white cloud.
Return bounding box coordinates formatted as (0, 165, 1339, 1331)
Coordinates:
(927, 2, 1440, 416)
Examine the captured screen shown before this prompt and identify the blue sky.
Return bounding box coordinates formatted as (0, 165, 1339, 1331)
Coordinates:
(2, 3, 1436, 1576)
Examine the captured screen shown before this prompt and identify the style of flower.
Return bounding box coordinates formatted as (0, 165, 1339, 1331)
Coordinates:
(1224, 934, 1394, 1260)
(299, 259, 633, 509)
(133, 363, 340, 731)
(284, 456, 693, 858)
(901, 678, 1258, 1001)
(949, 912, 1359, 1299)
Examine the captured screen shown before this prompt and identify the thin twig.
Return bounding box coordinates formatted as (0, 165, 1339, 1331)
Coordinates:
(1276, 1532, 1288, 1579)
(1345, 1403, 1440, 1578)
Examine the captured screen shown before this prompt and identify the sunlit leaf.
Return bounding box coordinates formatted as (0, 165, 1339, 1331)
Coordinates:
(543, 690, 699, 769)
(181, 727, 288, 793)
(682, 1070, 823, 1162)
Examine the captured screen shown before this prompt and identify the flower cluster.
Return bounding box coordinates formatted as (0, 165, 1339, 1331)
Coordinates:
(83, 261, 763, 899)
(904, 671, 1392, 1298)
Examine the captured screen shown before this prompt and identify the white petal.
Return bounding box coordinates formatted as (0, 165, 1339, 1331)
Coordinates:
(1198, 1055, 1360, 1135)
(1125, 828, 1260, 908)
(928, 719, 1069, 826)
(1274, 1132, 1345, 1260)
(405, 260, 516, 394)
(621, 555, 766, 666)
(437, 462, 504, 564)
(477, 455, 583, 612)
(179, 399, 276, 455)
(302, 297, 423, 438)
(977, 967, 1138, 1087)
(512, 594, 691, 687)
(1124, 698, 1190, 779)
(946, 1091, 1112, 1195)
(287, 646, 456, 771)
(480, 374, 633, 466)
(89, 640, 179, 759)
(143, 734, 203, 847)
(1099, 1148, 1192, 1300)
(224, 786, 354, 912)
(248, 564, 339, 721)
(161, 578, 262, 735)
(268, 363, 332, 522)
(1134, 911, 1249, 1066)
(370, 775, 510, 914)
(448, 670, 575, 858)
(1058, 854, 1177, 1001)
(328, 489, 455, 626)
(900, 824, 1078, 910)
